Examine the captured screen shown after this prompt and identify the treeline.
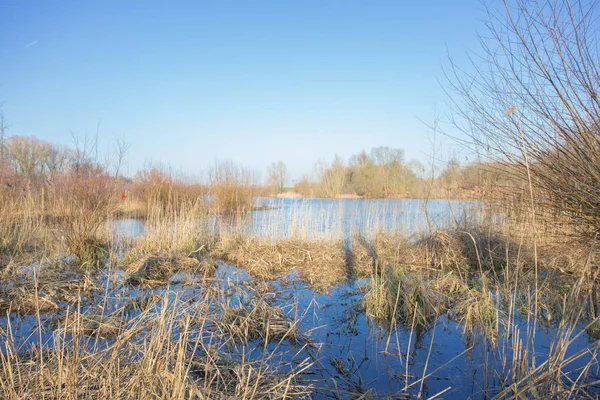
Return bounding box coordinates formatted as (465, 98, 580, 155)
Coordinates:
(288, 146, 509, 199)
(0, 134, 268, 216)
(0, 135, 510, 216)
(0, 135, 126, 180)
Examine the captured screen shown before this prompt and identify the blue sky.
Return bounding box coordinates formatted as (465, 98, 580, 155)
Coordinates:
(0, 1, 486, 181)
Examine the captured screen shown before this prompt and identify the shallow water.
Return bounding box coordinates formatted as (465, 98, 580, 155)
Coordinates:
(2, 261, 599, 399)
(248, 197, 480, 238)
(121, 197, 482, 241)
(3, 198, 598, 398)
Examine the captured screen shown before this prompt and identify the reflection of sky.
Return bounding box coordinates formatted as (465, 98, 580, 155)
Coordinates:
(242, 197, 482, 239)
(115, 198, 483, 241)
(3, 262, 597, 399)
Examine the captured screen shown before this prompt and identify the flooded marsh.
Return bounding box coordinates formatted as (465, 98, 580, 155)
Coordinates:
(1, 198, 599, 399)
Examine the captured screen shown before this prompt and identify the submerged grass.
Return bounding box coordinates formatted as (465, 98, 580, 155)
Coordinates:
(0, 272, 314, 399)
(214, 236, 352, 291)
(1, 190, 600, 398)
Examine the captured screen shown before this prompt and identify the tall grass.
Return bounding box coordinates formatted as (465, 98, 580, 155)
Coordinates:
(0, 145, 599, 398)
(51, 171, 118, 267)
(209, 160, 257, 214)
(0, 279, 313, 399)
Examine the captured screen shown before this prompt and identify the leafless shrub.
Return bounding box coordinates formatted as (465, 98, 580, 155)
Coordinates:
(209, 160, 256, 214)
(266, 160, 288, 194)
(448, 0, 600, 236)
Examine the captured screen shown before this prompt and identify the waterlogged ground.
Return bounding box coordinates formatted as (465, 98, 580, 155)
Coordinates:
(3, 199, 600, 398)
(2, 260, 599, 399)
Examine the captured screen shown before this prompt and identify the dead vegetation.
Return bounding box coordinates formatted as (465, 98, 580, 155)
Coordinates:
(217, 299, 304, 344)
(60, 311, 125, 338)
(0, 265, 95, 315)
(124, 253, 215, 287)
(0, 290, 313, 400)
(214, 237, 351, 291)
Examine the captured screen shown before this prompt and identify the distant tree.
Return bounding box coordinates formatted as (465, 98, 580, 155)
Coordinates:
(267, 161, 288, 194)
(317, 155, 347, 198)
(40, 142, 70, 175)
(6, 136, 47, 176)
(349, 151, 377, 197)
(0, 111, 8, 167)
(348, 147, 412, 197)
(439, 158, 461, 189)
(293, 175, 316, 197)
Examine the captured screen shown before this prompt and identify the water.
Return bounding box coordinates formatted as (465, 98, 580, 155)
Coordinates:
(113, 198, 481, 242)
(2, 198, 598, 398)
(3, 262, 597, 398)
(246, 197, 481, 238)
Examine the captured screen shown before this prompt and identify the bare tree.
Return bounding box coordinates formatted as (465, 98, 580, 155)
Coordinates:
(0, 111, 8, 166)
(267, 161, 288, 194)
(108, 138, 131, 178)
(316, 155, 347, 198)
(6, 136, 46, 176)
(40, 142, 69, 175)
(448, 0, 600, 235)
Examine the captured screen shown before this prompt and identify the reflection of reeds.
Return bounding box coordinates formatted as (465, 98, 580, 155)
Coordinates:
(2, 173, 600, 398)
(0, 273, 313, 399)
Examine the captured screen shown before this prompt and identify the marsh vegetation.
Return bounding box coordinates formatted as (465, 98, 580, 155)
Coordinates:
(2, 0, 600, 398)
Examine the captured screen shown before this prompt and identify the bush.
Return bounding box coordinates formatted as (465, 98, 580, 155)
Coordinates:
(209, 160, 256, 214)
(449, 0, 600, 236)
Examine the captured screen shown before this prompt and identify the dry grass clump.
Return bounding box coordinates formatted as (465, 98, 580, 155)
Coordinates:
(49, 171, 119, 267)
(209, 160, 257, 214)
(0, 287, 313, 399)
(136, 200, 210, 254)
(372, 233, 412, 265)
(0, 265, 95, 315)
(0, 192, 48, 264)
(214, 237, 349, 291)
(449, 286, 499, 344)
(131, 166, 208, 216)
(363, 249, 501, 340)
(60, 311, 125, 338)
(454, 227, 534, 272)
(538, 237, 596, 274)
(123, 293, 162, 314)
(0, 287, 59, 315)
(187, 346, 313, 398)
(417, 230, 469, 271)
(350, 235, 377, 274)
(414, 226, 533, 274)
(218, 299, 302, 344)
(363, 265, 449, 331)
(360, 223, 600, 343)
(371, 233, 432, 269)
(124, 253, 212, 287)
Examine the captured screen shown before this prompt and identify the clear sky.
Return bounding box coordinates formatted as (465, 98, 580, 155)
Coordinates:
(0, 1, 486, 181)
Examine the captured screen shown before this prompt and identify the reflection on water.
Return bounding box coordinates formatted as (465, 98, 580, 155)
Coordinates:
(112, 218, 145, 239)
(218, 197, 482, 240)
(113, 198, 481, 240)
(3, 262, 597, 399)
